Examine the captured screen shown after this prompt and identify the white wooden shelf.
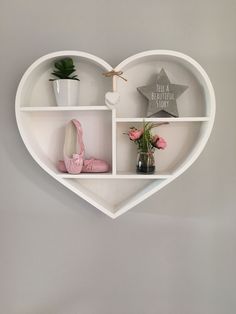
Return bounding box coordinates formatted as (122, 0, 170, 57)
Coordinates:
(20, 106, 110, 111)
(15, 50, 215, 218)
(57, 172, 113, 179)
(57, 171, 171, 179)
(115, 172, 171, 179)
(116, 117, 210, 122)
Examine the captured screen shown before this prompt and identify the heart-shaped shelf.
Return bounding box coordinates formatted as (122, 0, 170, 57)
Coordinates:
(15, 50, 215, 218)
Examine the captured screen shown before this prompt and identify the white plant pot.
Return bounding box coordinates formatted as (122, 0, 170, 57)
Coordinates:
(53, 79, 79, 106)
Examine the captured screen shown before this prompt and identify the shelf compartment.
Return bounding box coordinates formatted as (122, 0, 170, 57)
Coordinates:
(20, 106, 110, 111)
(113, 179, 167, 217)
(115, 54, 210, 119)
(116, 121, 207, 174)
(64, 178, 159, 216)
(18, 53, 112, 108)
(20, 110, 113, 175)
(116, 117, 210, 122)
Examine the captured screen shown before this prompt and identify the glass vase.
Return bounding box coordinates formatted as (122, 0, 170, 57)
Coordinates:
(136, 151, 155, 174)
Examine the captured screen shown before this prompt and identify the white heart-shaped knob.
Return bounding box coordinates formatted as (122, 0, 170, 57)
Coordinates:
(105, 91, 120, 108)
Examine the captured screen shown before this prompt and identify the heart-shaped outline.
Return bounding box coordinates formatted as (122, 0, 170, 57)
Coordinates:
(16, 50, 215, 218)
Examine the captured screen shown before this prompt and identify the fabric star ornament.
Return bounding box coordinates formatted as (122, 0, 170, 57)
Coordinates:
(137, 68, 188, 117)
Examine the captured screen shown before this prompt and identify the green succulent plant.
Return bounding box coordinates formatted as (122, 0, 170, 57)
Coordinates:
(49, 57, 80, 81)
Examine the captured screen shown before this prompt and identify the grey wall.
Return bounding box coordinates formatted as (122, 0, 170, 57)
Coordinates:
(1, 1, 236, 313)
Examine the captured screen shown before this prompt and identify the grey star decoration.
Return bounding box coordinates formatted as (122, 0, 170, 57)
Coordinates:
(137, 69, 188, 117)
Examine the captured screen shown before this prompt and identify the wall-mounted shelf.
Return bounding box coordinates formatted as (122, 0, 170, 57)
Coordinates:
(15, 50, 215, 218)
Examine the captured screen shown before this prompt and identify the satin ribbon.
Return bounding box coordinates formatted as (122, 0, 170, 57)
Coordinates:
(72, 154, 83, 165)
(73, 155, 96, 171)
(83, 158, 95, 171)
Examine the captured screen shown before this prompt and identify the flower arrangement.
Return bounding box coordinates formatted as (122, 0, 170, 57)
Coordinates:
(126, 122, 167, 152)
(125, 121, 167, 174)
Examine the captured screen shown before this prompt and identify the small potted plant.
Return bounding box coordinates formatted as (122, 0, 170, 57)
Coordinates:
(49, 57, 80, 106)
(125, 122, 167, 174)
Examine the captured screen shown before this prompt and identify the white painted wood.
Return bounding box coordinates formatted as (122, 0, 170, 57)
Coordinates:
(115, 172, 171, 179)
(112, 108, 117, 174)
(57, 172, 171, 179)
(15, 50, 215, 218)
(116, 117, 210, 122)
(20, 106, 109, 111)
(112, 76, 117, 92)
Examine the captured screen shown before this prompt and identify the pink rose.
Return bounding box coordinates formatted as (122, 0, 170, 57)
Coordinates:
(153, 136, 167, 149)
(128, 129, 143, 141)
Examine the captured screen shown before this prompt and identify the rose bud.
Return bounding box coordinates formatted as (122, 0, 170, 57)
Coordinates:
(152, 135, 167, 149)
(155, 136, 167, 149)
(128, 129, 143, 141)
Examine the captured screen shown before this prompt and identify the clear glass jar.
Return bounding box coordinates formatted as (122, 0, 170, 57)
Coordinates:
(136, 151, 155, 174)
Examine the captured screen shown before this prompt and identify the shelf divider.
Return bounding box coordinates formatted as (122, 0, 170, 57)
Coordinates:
(112, 108, 117, 175)
(116, 117, 210, 122)
(20, 106, 110, 112)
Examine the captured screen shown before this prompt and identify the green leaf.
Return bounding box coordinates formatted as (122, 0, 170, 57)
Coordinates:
(51, 72, 64, 79)
(54, 63, 64, 71)
(71, 75, 80, 81)
(64, 58, 73, 67)
(50, 57, 79, 81)
(64, 69, 76, 75)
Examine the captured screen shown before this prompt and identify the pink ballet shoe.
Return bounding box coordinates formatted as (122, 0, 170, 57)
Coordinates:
(57, 160, 69, 173)
(63, 119, 85, 174)
(57, 158, 109, 173)
(82, 158, 109, 173)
